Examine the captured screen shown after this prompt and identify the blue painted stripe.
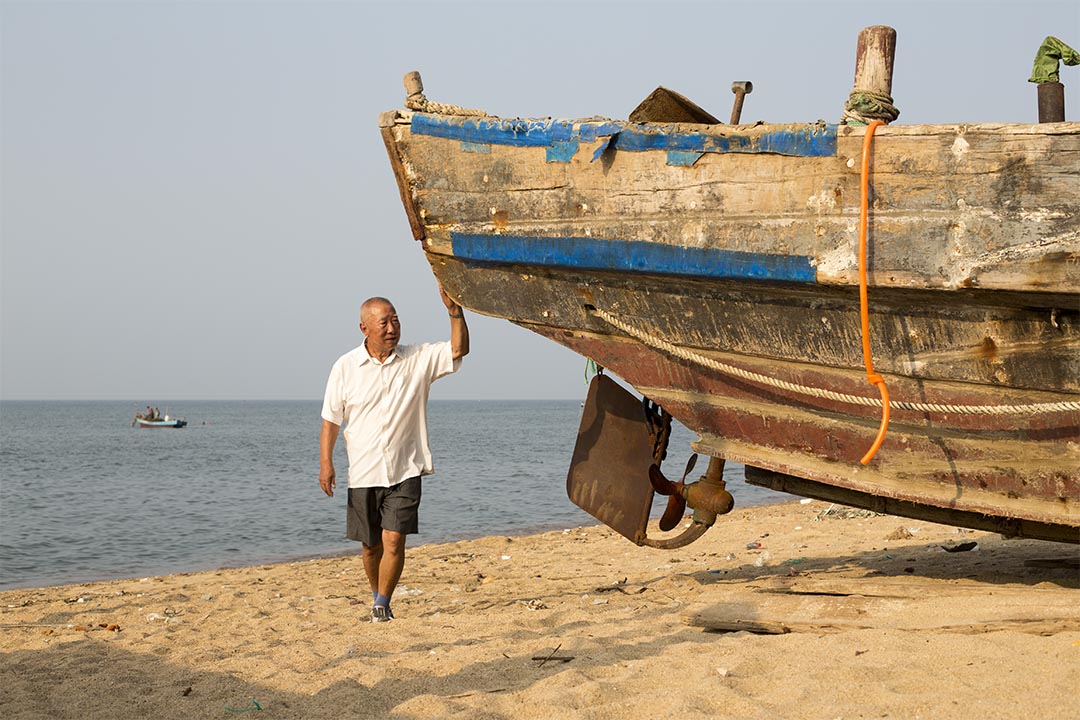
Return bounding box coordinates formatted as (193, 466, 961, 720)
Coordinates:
(411, 113, 837, 158)
(450, 233, 816, 283)
(613, 125, 836, 156)
(412, 114, 578, 148)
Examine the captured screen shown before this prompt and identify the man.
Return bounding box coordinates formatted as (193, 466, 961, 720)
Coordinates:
(319, 286, 469, 623)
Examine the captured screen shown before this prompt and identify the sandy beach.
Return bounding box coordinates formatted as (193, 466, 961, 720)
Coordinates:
(2, 500, 1078, 719)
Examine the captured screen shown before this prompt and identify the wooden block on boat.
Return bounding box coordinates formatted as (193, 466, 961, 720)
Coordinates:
(628, 86, 720, 124)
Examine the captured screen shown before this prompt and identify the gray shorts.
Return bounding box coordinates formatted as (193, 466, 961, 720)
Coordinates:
(346, 476, 422, 546)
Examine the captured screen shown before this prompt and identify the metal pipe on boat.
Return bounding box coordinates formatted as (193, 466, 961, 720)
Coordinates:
(729, 81, 753, 124)
(1037, 82, 1065, 122)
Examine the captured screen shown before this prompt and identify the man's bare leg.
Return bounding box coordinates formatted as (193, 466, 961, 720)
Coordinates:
(362, 542, 382, 597)
(378, 529, 406, 602)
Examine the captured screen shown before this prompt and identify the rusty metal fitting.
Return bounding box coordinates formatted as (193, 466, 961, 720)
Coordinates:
(685, 456, 735, 523)
(729, 81, 753, 124)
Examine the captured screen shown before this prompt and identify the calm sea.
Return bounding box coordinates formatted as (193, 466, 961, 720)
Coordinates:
(0, 400, 791, 590)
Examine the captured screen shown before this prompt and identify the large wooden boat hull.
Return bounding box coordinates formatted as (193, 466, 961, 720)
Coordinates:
(380, 109, 1080, 543)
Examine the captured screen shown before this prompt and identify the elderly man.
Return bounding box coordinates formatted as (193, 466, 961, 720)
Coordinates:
(319, 286, 469, 622)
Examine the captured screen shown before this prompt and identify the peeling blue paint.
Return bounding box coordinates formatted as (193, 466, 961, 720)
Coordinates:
(578, 122, 624, 142)
(411, 113, 837, 158)
(667, 150, 704, 166)
(591, 136, 615, 162)
(450, 232, 816, 283)
(413, 114, 578, 148)
(461, 141, 491, 153)
(546, 140, 579, 163)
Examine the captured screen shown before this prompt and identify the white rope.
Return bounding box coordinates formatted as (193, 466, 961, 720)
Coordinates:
(592, 307, 1080, 416)
(405, 95, 486, 117)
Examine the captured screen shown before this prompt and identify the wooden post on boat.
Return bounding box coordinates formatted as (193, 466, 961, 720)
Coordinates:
(853, 25, 897, 100)
(404, 71, 425, 104)
(842, 26, 899, 124)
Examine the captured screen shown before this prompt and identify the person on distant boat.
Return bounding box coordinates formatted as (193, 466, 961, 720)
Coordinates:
(319, 285, 469, 624)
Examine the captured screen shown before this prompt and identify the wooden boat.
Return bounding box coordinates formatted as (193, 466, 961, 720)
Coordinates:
(133, 415, 187, 429)
(379, 28, 1079, 545)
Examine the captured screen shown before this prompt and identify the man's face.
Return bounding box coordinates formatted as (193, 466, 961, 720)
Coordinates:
(360, 301, 400, 357)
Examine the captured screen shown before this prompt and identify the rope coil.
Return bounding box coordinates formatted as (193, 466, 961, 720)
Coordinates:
(841, 89, 900, 125)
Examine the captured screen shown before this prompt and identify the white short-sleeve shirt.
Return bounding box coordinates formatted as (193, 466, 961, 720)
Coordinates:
(321, 341, 460, 488)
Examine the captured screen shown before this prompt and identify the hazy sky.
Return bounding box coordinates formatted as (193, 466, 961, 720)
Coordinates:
(2, 0, 1077, 400)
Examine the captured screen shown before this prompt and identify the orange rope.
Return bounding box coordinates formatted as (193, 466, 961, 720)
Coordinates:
(858, 120, 889, 465)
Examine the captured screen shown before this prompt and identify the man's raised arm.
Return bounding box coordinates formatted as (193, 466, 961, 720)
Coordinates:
(440, 286, 470, 360)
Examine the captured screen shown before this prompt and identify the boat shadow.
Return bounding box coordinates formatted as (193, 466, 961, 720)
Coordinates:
(685, 532, 1079, 590)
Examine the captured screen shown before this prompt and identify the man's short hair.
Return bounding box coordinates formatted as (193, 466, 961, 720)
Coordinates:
(360, 296, 395, 322)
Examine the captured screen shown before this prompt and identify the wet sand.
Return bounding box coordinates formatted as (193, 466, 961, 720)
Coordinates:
(2, 500, 1078, 719)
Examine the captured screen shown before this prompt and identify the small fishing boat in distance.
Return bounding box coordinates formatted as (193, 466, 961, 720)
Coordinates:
(133, 417, 187, 429)
(132, 406, 187, 429)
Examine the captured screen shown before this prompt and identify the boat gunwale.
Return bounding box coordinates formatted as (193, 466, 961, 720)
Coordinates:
(387, 108, 1080, 139)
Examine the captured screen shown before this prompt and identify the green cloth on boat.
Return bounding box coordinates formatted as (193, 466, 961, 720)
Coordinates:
(1029, 36, 1079, 83)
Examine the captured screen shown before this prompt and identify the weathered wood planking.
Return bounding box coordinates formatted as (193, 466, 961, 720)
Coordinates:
(389, 117, 1080, 294)
(431, 256, 1078, 394)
